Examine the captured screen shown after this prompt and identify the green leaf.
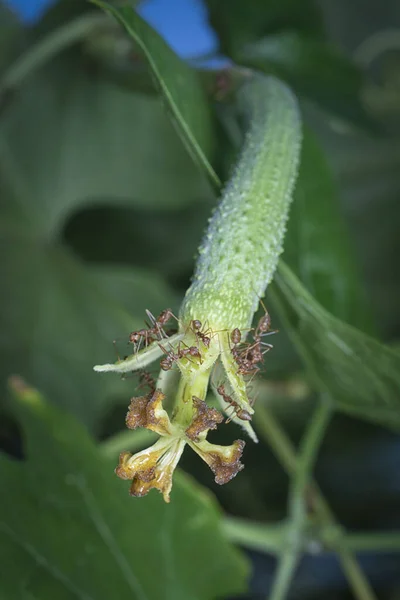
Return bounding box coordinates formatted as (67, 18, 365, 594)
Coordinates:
(236, 32, 376, 130)
(91, 1, 219, 189)
(64, 201, 214, 281)
(205, 0, 324, 56)
(1, 63, 212, 238)
(0, 2, 24, 76)
(1, 51, 208, 427)
(31, 0, 99, 35)
(205, 0, 374, 129)
(0, 235, 178, 428)
(0, 379, 248, 599)
(270, 262, 400, 431)
(284, 128, 373, 332)
(322, 126, 400, 337)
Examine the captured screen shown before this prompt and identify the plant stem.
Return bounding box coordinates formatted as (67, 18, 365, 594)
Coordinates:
(253, 402, 296, 472)
(289, 397, 332, 524)
(224, 517, 400, 556)
(254, 403, 378, 600)
(345, 532, 400, 552)
(223, 517, 285, 554)
(269, 398, 332, 599)
(269, 547, 300, 600)
(339, 550, 377, 600)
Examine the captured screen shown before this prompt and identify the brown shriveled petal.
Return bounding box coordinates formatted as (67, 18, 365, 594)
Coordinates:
(185, 396, 224, 442)
(125, 389, 171, 435)
(190, 439, 246, 485)
(114, 437, 186, 503)
(125, 395, 149, 429)
(146, 389, 172, 434)
(115, 451, 136, 480)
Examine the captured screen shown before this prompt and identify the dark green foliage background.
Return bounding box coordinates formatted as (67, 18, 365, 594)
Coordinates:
(1, 0, 400, 598)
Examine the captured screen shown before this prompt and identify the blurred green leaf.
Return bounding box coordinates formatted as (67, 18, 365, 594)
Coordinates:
(0, 235, 178, 428)
(0, 2, 24, 76)
(284, 128, 373, 332)
(320, 124, 400, 338)
(270, 262, 400, 431)
(0, 2, 156, 107)
(64, 202, 213, 283)
(205, 0, 324, 56)
(0, 50, 209, 428)
(91, 1, 219, 189)
(0, 379, 248, 599)
(236, 32, 376, 130)
(205, 0, 375, 129)
(1, 64, 211, 238)
(31, 0, 98, 35)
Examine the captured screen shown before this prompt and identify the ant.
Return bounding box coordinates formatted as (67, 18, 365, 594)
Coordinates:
(255, 311, 272, 338)
(128, 308, 178, 349)
(138, 369, 156, 393)
(230, 327, 242, 346)
(229, 328, 259, 376)
(146, 308, 178, 339)
(191, 320, 212, 348)
(253, 297, 278, 342)
(245, 307, 276, 363)
(237, 359, 260, 378)
(230, 328, 245, 362)
(217, 384, 252, 422)
(129, 327, 154, 347)
(158, 342, 202, 371)
(230, 299, 277, 376)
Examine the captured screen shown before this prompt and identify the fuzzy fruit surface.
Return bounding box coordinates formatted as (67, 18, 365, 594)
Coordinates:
(180, 75, 302, 331)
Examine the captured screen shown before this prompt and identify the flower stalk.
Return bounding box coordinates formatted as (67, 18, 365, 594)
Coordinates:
(94, 74, 302, 502)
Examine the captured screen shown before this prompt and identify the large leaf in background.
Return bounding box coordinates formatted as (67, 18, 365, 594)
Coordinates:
(0, 380, 248, 599)
(0, 233, 178, 428)
(205, 0, 374, 129)
(205, 0, 324, 56)
(31, 0, 100, 35)
(0, 56, 197, 428)
(0, 2, 216, 429)
(0, 63, 211, 236)
(236, 32, 376, 131)
(283, 128, 373, 333)
(270, 263, 400, 431)
(91, 1, 219, 189)
(317, 122, 400, 338)
(64, 201, 213, 283)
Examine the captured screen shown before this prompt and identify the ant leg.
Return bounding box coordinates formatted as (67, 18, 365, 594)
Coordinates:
(145, 309, 157, 327)
(260, 329, 278, 338)
(225, 401, 237, 424)
(261, 344, 273, 353)
(157, 342, 171, 356)
(249, 366, 261, 383)
(246, 369, 259, 387)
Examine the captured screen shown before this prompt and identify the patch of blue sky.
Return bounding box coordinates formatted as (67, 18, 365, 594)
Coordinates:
(4, 0, 228, 66)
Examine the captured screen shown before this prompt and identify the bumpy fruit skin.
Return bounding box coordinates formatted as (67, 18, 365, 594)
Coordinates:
(180, 75, 302, 332)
